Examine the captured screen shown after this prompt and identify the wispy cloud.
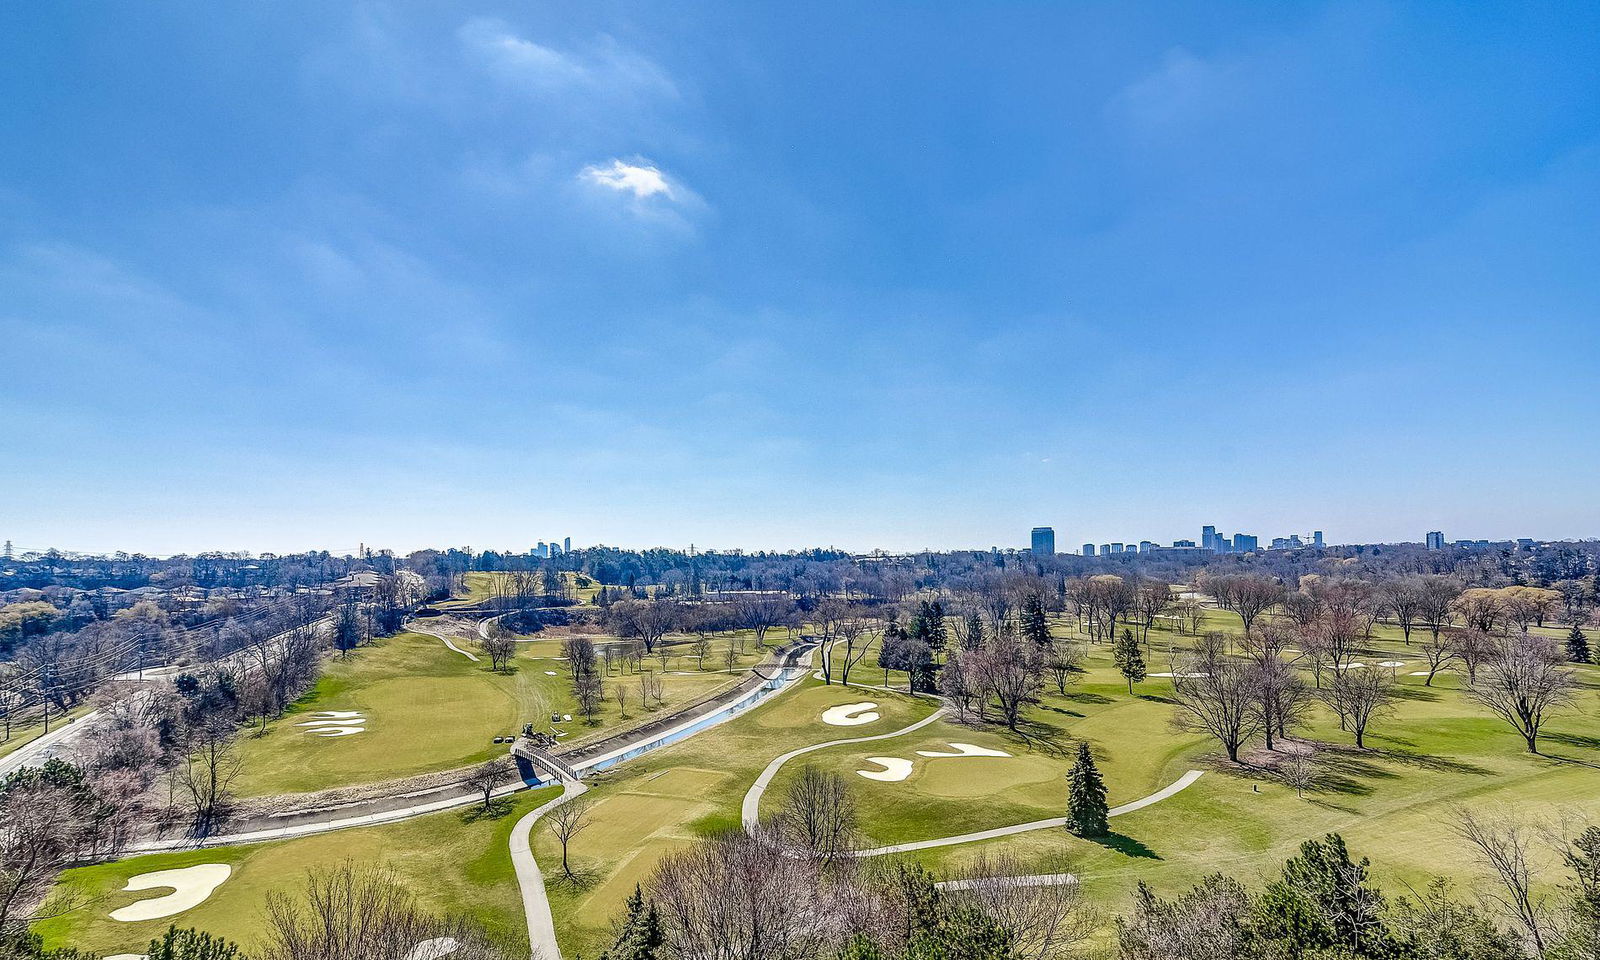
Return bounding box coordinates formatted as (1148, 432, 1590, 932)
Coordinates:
(457, 18, 676, 101)
(579, 159, 675, 200)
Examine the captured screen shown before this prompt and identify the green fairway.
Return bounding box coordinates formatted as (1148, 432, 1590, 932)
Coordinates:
(36, 786, 560, 956)
(532, 679, 939, 954)
(233, 630, 766, 796)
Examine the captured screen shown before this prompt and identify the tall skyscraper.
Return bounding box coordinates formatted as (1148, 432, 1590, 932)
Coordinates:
(1030, 527, 1056, 555)
(1312, 530, 1324, 548)
(1234, 533, 1259, 552)
(563, 537, 572, 553)
(1202, 525, 1218, 551)
(1082, 543, 1096, 557)
(1426, 531, 1445, 550)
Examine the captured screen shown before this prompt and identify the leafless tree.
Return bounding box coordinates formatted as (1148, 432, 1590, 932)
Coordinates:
(1207, 574, 1284, 635)
(1455, 809, 1552, 957)
(1416, 576, 1462, 641)
(467, 755, 514, 811)
(972, 633, 1041, 730)
(942, 852, 1097, 960)
(1243, 627, 1311, 751)
(1380, 578, 1425, 644)
(1451, 628, 1497, 686)
(1418, 630, 1457, 686)
(639, 669, 664, 710)
(1281, 748, 1319, 798)
(480, 631, 516, 673)
(546, 794, 595, 880)
(172, 719, 242, 830)
(605, 598, 680, 653)
(1322, 664, 1395, 749)
(1469, 635, 1576, 753)
(1171, 652, 1261, 764)
(829, 611, 882, 687)
(614, 682, 630, 719)
(779, 766, 856, 864)
(1044, 640, 1081, 695)
(258, 862, 506, 960)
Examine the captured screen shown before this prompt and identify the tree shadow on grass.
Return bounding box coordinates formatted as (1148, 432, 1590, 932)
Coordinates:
(1061, 692, 1114, 705)
(1090, 831, 1161, 860)
(460, 798, 516, 823)
(1136, 694, 1176, 705)
(1391, 685, 1440, 703)
(1370, 747, 1491, 776)
(1039, 705, 1086, 719)
(1545, 732, 1600, 752)
(549, 865, 605, 892)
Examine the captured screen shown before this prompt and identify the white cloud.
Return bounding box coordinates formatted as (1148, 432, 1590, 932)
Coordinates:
(579, 159, 676, 200)
(457, 18, 675, 100)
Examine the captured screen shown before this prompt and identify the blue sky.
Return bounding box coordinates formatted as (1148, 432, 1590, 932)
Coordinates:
(2, 2, 1597, 556)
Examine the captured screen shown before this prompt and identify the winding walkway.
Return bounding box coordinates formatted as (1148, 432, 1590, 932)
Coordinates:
(741, 711, 1205, 858)
(510, 778, 589, 960)
(413, 625, 480, 662)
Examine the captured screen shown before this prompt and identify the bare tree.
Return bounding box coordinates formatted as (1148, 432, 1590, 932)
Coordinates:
(639, 669, 664, 710)
(467, 756, 514, 811)
(614, 682, 630, 719)
(172, 719, 242, 830)
(1281, 748, 1319, 798)
(1416, 576, 1462, 641)
(546, 794, 594, 880)
(1322, 664, 1395, 749)
(1380, 578, 1425, 645)
(1469, 635, 1576, 753)
(1418, 630, 1457, 686)
(1171, 652, 1260, 764)
(1452, 628, 1497, 686)
(480, 630, 516, 673)
(258, 862, 505, 960)
(942, 852, 1097, 960)
(972, 633, 1041, 730)
(1243, 626, 1311, 751)
(779, 766, 856, 864)
(1455, 809, 1552, 957)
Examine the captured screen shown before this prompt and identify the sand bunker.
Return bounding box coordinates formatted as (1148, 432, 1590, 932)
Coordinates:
(857, 757, 913, 782)
(1150, 672, 1208, 678)
(544, 670, 558, 676)
(822, 702, 880, 726)
(1409, 671, 1432, 676)
(297, 710, 367, 737)
(1378, 661, 1407, 667)
(105, 955, 145, 960)
(916, 742, 1011, 758)
(404, 937, 460, 960)
(110, 864, 232, 922)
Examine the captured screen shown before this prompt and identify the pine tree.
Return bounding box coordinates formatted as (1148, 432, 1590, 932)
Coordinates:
(1066, 740, 1109, 837)
(1020, 594, 1052, 648)
(602, 885, 664, 960)
(1569, 626, 1592, 664)
(962, 610, 985, 651)
(1113, 628, 1146, 694)
(926, 600, 948, 656)
(146, 926, 240, 960)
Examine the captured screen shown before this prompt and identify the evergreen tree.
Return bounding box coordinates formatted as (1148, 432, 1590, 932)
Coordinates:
(601, 885, 664, 960)
(926, 600, 948, 656)
(146, 926, 240, 960)
(1113, 628, 1147, 694)
(1066, 740, 1109, 837)
(1019, 594, 1052, 648)
(1258, 833, 1390, 956)
(1568, 625, 1592, 664)
(962, 610, 985, 652)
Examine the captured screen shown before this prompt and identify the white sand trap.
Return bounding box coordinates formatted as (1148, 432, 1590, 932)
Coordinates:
(916, 743, 1011, 759)
(405, 937, 460, 960)
(544, 670, 558, 675)
(105, 955, 146, 960)
(1336, 662, 1368, 670)
(298, 711, 366, 737)
(307, 726, 364, 737)
(110, 864, 232, 922)
(1150, 672, 1208, 678)
(1409, 671, 1432, 676)
(822, 702, 880, 726)
(1378, 661, 1407, 668)
(857, 757, 913, 782)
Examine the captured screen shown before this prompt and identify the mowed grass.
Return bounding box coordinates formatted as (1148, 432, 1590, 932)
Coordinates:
(534, 679, 939, 955)
(438, 571, 604, 610)
(36, 786, 560, 956)
(233, 630, 766, 796)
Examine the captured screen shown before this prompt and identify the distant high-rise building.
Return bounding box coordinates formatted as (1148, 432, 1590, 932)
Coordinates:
(1234, 534, 1259, 552)
(1202, 525, 1218, 552)
(1138, 540, 1154, 553)
(1099, 544, 1111, 556)
(1082, 543, 1096, 557)
(2, 540, 11, 560)
(1030, 527, 1056, 555)
(535, 541, 547, 557)
(1312, 530, 1324, 548)
(1109, 543, 1124, 554)
(1426, 531, 1445, 550)
(1173, 539, 1196, 548)
(564, 537, 572, 553)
